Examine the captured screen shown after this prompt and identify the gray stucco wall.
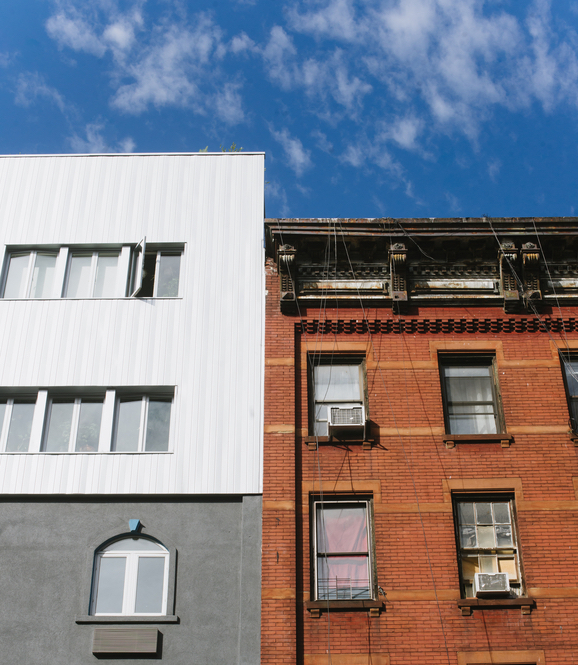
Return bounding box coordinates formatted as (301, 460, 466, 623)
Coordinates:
(0, 495, 261, 664)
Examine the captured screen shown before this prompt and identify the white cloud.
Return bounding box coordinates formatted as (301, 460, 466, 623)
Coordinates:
(262, 26, 298, 90)
(311, 129, 333, 153)
(0, 52, 12, 68)
(488, 158, 502, 182)
(270, 126, 313, 176)
(68, 121, 136, 153)
(15, 72, 67, 113)
(46, 11, 106, 56)
(284, 0, 578, 142)
(45, 3, 247, 124)
(266, 180, 290, 216)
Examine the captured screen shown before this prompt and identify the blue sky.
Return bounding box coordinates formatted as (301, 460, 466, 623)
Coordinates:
(1, 0, 578, 219)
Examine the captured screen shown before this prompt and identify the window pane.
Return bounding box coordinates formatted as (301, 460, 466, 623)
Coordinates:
(475, 503, 493, 524)
(448, 414, 496, 434)
(495, 525, 513, 547)
(44, 402, 74, 452)
(95, 557, 126, 614)
(135, 557, 165, 613)
(460, 525, 477, 548)
(105, 538, 165, 552)
(93, 254, 118, 298)
(564, 360, 578, 397)
(498, 557, 517, 579)
(75, 401, 102, 452)
(458, 502, 475, 525)
(156, 254, 180, 297)
(29, 253, 56, 298)
(461, 556, 479, 580)
(66, 255, 92, 298)
(477, 525, 496, 548)
(5, 402, 35, 452)
(4, 253, 30, 298)
(317, 505, 367, 553)
(145, 401, 171, 451)
(317, 556, 370, 599)
(114, 400, 142, 451)
(314, 365, 362, 402)
(493, 502, 510, 524)
(479, 555, 498, 573)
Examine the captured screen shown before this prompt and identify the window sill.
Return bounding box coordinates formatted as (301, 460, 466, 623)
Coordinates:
(76, 615, 179, 624)
(443, 434, 513, 449)
(305, 436, 375, 451)
(457, 598, 534, 616)
(305, 600, 383, 617)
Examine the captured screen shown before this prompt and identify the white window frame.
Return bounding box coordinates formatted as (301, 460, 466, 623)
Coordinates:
(0, 397, 38, 452)
(310, 357, 366, 436)
(132, 245, 182, 298)
(1, 250, 60, 299)
(312, 498, 374, 601)
(42, 397, 104, 452)
(64, 250, 123, 298)
(0, 388, 174, 454)
(454, 496, 522, 599)
(91, 540, 169, 616)
(113, 395, 173, 452)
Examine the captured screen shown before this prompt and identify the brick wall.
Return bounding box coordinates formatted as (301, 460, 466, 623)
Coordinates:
(263, 259, 578, 664)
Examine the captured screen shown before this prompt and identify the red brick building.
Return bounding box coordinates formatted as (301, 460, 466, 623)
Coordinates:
(262, 217, 578, 665)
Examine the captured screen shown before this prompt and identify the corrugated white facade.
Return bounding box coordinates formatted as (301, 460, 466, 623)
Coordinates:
(0, 153, 264, 495)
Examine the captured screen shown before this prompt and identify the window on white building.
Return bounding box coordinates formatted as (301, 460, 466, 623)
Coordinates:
(1, 244, 182, 299)
(113, 397, 172, 452)
(0, 389, 173, 453)
(91, 537, 169, 616)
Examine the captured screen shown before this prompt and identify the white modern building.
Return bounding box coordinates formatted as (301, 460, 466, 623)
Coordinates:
(0, 153, 264, 663)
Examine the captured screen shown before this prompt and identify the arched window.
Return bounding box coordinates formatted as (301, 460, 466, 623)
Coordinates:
(91, 537, 169, 616)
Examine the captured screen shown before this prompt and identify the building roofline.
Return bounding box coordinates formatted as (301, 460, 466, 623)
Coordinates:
(0, 152, 266, 158)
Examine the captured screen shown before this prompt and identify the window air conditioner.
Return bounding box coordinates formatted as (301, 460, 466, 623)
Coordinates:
(328, 405, 366, 438)
(474, 572, 510, 597)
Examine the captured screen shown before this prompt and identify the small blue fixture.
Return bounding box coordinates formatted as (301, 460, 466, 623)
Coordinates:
(129, 519, 142, 532)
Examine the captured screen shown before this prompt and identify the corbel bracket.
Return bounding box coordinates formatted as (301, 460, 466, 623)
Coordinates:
(499, 241, 520, 313)
(277, 244, 297, 313)
(389, 242, 408, 313)
(521, 242, 542, 309)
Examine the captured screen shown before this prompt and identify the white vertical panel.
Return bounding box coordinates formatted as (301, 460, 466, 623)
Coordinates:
(0, 154, 265, 495)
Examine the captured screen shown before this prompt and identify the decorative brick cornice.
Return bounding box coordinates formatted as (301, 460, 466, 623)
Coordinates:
(297, 317, 578, 335)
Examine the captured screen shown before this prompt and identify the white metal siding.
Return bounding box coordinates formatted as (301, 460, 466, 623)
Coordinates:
(0, 154, 265, 495)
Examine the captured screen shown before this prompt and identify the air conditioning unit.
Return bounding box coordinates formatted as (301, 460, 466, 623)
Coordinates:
(328, 405, 366, 438)
(474, 572, 510, 597)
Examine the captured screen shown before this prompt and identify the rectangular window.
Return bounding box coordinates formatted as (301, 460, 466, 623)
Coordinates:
(131, 243, 181, 298)
(113, 396, 172, 452)
(310, 356, 366, 436)
(1, 244, 182, 300)
(439, 355, 503, 434)
(312, 498, 374, 601)
(0, 389, 173, 453)
(2, 251, 58, 299)
(42, 398, 103, 452)
(560, 353, 578, 432)
(454, 496, 522, 598)
(0, 398, 36, 452)
(65, 252, 119, 298)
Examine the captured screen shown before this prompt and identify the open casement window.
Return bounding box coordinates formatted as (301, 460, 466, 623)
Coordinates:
(439, 355, 504, 435)
(42, 398, 103, 452)
(131, 240, 181, 298)
(454, 496, 522, 598)
(64, 251, 121, 298)
(310, 356, 367, 437)
(91, 537, 169, 616)
(313, 499, 374, 601)
(2, 251, 58, 298)
(113, 396, 172, 452)
(560, 353, 578, 432)
(0, 398, 36, 452)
